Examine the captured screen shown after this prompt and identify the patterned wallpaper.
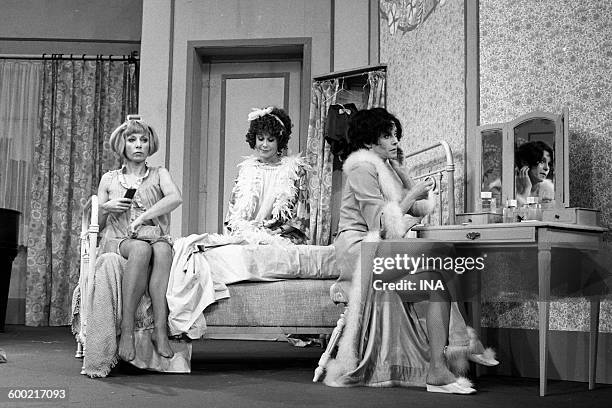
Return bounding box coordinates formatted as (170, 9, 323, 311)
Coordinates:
(480, 0, 612, 228)
(380, 0, 465, 224)
(479, 0, 612, 332)
(380, 0, 612, 332)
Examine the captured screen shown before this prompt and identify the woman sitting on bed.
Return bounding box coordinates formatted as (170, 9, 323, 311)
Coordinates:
(74, 115, 184, 378)
(166, 106, 315, 339)
(224, 106, 309, 244)
(323, 108, 497, 394)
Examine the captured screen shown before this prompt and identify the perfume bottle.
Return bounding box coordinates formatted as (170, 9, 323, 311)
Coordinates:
(503, 199, 518, 223)
(526, 196, 542, 221)
(480, 191, 496, 212)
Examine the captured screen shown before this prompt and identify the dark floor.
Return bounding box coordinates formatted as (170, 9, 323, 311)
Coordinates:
(0, 325, 611, 408)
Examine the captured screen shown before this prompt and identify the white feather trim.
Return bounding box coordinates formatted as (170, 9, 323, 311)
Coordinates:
(410, 190, 436, 217)
(226, 154, 307, 234)
(343, 150, 403, 202)
(382, 201, 410, 239)
(538, 178, 555, 201)
(343, 149, 435, 220)
(324, 231, 380, 385)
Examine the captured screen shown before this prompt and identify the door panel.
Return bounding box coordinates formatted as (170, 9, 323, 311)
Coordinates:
(200, 60, 302, 233)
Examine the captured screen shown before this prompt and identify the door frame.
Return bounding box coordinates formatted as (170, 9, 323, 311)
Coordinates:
(182, 37, 312, 235)
(215, 71, 291, 233)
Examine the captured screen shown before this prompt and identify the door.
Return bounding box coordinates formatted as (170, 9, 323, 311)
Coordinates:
(200, 60, 302, 233)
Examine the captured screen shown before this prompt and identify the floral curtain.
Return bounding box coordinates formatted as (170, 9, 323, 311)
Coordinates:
(0, 61, 43, 245)
(305, 70, 387, 246)
(26, 58, 138, 326)
(305, 80, 338, 245)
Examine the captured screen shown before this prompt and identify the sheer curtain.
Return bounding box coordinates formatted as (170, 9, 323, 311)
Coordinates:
(26, 58, 138, 326)
(0, 61, 43, 245)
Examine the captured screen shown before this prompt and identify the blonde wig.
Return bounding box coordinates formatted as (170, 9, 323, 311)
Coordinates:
(109, 114, 159, 160)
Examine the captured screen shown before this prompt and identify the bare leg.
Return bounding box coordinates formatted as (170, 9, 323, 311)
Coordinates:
(118, 240, 152, 361)
(395, 270, 457, 385)
(149, 241, 174, 358)
(425, 301, 457, 385)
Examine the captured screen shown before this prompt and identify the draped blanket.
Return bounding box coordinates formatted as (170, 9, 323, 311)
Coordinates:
(72, 253, 191, 378)
(166, 233, 337, 339)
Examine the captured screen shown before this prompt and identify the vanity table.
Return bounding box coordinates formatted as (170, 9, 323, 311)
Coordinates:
(413, 221, 607, 396)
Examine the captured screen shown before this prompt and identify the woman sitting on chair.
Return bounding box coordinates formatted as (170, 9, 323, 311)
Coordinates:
(97, 115, 182, 362)
(323, 108, 497, 394)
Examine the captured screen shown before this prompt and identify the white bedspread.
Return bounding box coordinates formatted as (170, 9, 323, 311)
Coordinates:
(166, 234, 337, 339)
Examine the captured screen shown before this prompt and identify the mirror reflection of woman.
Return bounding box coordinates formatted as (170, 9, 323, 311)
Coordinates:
(515, 141, 554, 205)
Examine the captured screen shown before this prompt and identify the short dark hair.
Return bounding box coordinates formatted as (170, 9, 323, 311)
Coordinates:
(245, 107, 292, 151)
(516, 140, 553, 168)
(346, 108, 402, 156)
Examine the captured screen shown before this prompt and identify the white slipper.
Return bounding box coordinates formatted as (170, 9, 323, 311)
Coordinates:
(426, 377, 476, 394)
(469, 348, 499, 366)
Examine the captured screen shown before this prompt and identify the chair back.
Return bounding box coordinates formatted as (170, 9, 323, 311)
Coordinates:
(76, 195, 99, 346)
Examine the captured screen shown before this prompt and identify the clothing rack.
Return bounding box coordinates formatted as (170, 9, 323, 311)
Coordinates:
(0, 52, 139, 61)
(312, 63, 386, 82)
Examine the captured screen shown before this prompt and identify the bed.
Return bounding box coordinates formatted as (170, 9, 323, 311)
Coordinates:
(72, 140, 455, 377)
(71, 196, 341, 375)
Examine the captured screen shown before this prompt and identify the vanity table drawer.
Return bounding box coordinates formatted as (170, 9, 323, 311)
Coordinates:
(417, 226, 535, 243)
(541, 208, 600, 226)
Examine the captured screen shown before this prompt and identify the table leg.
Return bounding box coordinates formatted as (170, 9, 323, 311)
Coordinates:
(589, 297, 600, 390)
(538, 246, 551, 397)
(471, 294, 482, 377)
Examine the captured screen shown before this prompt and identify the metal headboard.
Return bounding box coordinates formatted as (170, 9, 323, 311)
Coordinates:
(404, 140, 455, 225)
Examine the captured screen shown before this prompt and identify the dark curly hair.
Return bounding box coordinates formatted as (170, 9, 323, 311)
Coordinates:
(245, 107, 292, 152)
(516, 140, 553, 168)
(345, 108, 402, 157)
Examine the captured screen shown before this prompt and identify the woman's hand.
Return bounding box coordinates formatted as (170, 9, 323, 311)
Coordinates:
(516, 165, 532, 195)
(129, 216, 145, 236)
(102, 198, 132, 214)
(389, 146, 405, 169)
(410, 178, 435, 201)
(262, 219, 282, 235)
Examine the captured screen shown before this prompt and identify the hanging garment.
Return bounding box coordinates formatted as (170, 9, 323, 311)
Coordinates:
(325, 103, 358, 162)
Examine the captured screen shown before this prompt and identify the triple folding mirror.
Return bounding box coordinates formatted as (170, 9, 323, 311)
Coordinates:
(475, 108, 570, 210)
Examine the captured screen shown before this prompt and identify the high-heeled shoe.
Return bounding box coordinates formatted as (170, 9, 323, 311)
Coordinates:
(426, 377, 476, 394)
(469, 348, 499, 366)
(467, 327, 499, 367)
(444, 327, 500, 374)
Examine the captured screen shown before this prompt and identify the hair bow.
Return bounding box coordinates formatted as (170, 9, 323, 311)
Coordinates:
(247, 107, 274, 122)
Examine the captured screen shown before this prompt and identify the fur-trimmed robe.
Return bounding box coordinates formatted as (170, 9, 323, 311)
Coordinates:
(326, 149, 472, 387)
